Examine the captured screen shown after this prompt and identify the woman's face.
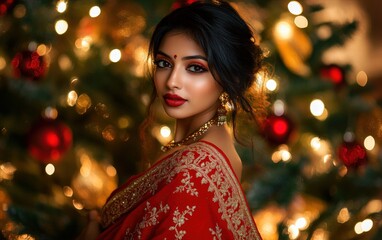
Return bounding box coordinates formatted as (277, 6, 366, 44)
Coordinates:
(154, 32, 222, 122)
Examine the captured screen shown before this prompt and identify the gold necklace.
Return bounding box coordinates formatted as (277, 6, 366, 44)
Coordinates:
(161, 117, 220, 152)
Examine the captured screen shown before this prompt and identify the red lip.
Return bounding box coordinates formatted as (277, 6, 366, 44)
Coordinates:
(163, 93, 187, 107)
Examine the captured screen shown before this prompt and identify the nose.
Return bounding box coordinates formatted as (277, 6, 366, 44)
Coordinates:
(166, 66, 181, 89)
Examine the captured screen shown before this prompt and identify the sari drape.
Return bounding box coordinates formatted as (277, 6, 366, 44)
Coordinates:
(98, 141, 262, 240)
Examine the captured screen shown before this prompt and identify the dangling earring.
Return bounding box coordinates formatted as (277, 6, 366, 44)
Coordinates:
(217, 92, 229, 126)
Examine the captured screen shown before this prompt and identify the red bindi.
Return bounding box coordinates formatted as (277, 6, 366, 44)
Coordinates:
(174, 54, 177, 59)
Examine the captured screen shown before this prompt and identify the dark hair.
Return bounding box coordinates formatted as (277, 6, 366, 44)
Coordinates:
(140, 0, 267, 161)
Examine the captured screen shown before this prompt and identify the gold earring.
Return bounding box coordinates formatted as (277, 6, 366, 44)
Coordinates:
(217, 92, 229, 126)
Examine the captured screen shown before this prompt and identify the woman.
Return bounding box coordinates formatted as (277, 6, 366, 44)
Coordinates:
(79, 1, 266, 239)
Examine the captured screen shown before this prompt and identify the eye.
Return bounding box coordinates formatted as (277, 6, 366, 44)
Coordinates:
(187, 64, 207, 73)
(154, 59, 172, 68)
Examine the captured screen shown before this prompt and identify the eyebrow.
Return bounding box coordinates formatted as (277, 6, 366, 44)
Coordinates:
(157, 50, 207, 61)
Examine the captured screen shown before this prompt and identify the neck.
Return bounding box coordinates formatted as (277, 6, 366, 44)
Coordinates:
(161, 114, 224, 152)
(173, 113, 215, 142)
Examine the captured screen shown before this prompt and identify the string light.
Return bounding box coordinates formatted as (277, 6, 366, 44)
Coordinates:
(337, 207, 350, 223)
(160, 126, 171, 138)
(271, 145, 292, 163)
(288, 1, 303, 15)
(295, 217, 308, 230)
(67, 90, 78, 106)
(89, 6, 101, 18)
(0, 162, 16, 180)
(310, 137, 321, 150)
(45, 163, 55, 175)
(288, 224, 300, 239)
(44, 107, 58, 119)
(294, 15, 308, 28)
(56, 0, 67, 13)
(72, 199, 84, 210)
(55, 19, 68, 35)
(356, 70, 368, 87)
(63, 186, 74, 197)
(273, 100, 285, 116)
(265, 78, 278, 91)
(310, 99, 326, 119)
(75, 36, 92, 51)
(36, 44, 49, 56)
(354, 219, 373, 235)
(76, 93, 91, 114)
(363, 135, 375, 151)
(275, 21, 293, 40)
(109, 49, 122, 63)
(106, 165, 117, 177)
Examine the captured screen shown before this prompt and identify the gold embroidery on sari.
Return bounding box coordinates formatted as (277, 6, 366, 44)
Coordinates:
(173, 171, 198, 196)
(101, 142, 261, 239)
(125, 201, 170, 239)
(209, 224, 223, 240)
(169, 205, 196, 239)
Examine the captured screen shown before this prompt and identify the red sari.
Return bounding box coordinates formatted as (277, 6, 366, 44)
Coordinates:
(98, 141, 262, 239)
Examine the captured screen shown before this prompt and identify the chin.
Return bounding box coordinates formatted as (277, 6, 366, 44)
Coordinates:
(163, 109, 190, 120)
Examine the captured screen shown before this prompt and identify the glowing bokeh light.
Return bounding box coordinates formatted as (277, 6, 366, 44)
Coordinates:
(275, 21, 293, 40)
(364, 135, 375, 151)
(356, 71, 368, 87)
(55, 19, 68, 35)
(89, 6, 101, 18)
(45, 163, 55, 175)
(310, 99, 325, 117)
(288, 1, 303, 15)
(160, 126, 171, 138)
(294, 15, 308, 28)
(56, 0, 67, 13)
(266, 79, 278, 91)
(109, 49, 122, 63)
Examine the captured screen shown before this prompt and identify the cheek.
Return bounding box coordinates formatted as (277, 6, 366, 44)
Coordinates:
(153, 74, 165, 91)
(189, 79, 221, 100)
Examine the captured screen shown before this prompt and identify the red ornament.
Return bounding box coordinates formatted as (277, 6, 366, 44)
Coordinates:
(0, 0, 14, 15)
(320, 64, 345, 86)
(28, 119, 73, 163)
(171, 0, 198, 10)
(261, 114, 294, 145)
(11, 50, 46, 81)
(338, 140, 367, 168)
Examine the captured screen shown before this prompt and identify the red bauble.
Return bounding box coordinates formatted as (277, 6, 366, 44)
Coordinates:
(338, 140, 367, 168)
(0, 0, 14, 15)
(28, 119, 73, 163)
(171, 0, 198, 9)
(12, 50, 46, 81)
(261, 114, 294, 145)
(320, 64, 345, 86)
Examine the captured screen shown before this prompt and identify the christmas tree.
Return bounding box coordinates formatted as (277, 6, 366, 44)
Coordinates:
(0, 0, 381, 239)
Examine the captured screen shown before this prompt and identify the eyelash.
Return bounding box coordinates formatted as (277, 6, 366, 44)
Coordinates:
(154, 59, 171, 68)
(153, 59, 208, 73)
(187, 64, 207, 73)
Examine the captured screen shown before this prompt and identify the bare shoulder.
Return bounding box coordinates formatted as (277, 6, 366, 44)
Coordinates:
(201, 125, 243, 180)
